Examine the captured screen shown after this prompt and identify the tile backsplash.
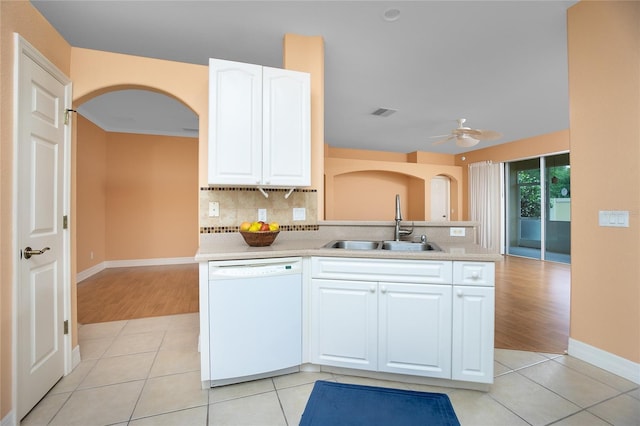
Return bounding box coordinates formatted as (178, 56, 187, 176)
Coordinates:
(199, 187, 318, 233)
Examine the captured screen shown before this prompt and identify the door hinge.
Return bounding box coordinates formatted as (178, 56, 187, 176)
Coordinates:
(63, 320, 69, 335)
(64, 109, 76, 125)
(63, 215, 68, 229)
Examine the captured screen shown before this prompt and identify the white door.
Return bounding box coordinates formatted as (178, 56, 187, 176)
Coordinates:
(430, 176, 450, 221)
(16, 36, 70, 420)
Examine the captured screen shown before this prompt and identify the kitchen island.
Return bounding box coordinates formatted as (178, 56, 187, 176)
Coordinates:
(197, 221, 502, 391)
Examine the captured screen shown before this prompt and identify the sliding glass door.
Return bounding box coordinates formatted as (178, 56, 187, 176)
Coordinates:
(545, 153, 571, 263)
(506, 153, 570, 263)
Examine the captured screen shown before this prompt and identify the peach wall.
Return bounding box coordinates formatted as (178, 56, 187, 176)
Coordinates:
(70, 47, 209, 183)
(325, 152, 463, 221)
(454, 129, 570, 219)
(77, 116, 107, 272)
(327, 146, 411, 163)
(104, 132, 199, 260)
(332, 172, 413, 221)
(567, 1, 639, 363)
(0, 1, 72, 419)
(283, 34, 325, 218)
(76, 118, 199, 271)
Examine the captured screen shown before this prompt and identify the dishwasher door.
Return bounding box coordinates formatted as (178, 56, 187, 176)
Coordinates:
(208, 257, 302, 384)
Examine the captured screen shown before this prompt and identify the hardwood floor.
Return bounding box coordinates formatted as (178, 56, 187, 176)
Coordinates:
(495, 255, 571, 354)
(77, 263, 199, 324)
(76, 256, 571, 354)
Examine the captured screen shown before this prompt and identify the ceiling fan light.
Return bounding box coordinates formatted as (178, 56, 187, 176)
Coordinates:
(456, 134, 480, 147)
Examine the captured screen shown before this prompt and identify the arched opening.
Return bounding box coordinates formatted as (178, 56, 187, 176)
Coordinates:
(75, 88, 199, 323)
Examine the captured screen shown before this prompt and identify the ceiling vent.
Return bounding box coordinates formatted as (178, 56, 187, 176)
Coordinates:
(371, 108, 397, 117)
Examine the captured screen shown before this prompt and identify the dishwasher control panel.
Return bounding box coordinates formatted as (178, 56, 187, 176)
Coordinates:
(209, 257, 302, 279)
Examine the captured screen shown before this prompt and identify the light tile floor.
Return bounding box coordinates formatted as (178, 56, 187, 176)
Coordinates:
(21, 313, 639, 426)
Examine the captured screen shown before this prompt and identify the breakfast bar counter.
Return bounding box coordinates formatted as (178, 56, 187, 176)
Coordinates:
(196, 221, 502, 263)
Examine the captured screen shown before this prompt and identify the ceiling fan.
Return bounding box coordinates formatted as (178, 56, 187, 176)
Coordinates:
(431, 118, 502, 148)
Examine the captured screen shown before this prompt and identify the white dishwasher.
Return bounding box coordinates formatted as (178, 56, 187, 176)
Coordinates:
(208, 257, 302, 386)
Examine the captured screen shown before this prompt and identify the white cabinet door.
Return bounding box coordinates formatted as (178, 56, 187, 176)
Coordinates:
(262, 67, 310, 187)
(378, 283, 452, 378)
(208, 59, 310, 187)
(451, 285, 495, 383)
(310, 279, 377, 371)
(208, 58, 262, 185)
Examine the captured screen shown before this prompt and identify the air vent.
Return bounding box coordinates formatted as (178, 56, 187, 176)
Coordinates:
(371, 108, 397, 117)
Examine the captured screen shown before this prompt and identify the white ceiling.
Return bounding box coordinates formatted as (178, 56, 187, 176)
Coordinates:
(32, 0, 576, 154)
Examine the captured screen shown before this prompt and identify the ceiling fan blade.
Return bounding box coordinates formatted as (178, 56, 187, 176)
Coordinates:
(474, 130, 503, 141)
(432, 135, 454, 145)
(455, 128, 482, 137)
(429, 134, 450, 139)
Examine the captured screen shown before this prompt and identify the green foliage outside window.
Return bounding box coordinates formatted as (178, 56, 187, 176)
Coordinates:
(517, 166, 570, 218)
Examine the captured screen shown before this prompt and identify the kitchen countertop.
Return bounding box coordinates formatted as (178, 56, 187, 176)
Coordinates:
(195, 235, 503, 263)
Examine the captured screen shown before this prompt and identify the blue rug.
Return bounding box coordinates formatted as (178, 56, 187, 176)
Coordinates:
(300, 380, 460, 426)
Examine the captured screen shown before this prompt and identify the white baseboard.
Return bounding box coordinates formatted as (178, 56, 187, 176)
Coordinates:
(76, 261, 106, 282)
(1, 410, 16, 426)
(568, 338, 640, 384)
(105, 257, 196, 268)
(71, 344, 81, 370)
(76, 257, 196, 282)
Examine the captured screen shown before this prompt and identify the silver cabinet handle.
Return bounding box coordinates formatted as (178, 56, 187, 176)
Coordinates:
(23, 246, 50, 259)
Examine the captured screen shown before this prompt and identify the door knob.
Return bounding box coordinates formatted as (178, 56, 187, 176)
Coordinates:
(23, 246, 50, 259)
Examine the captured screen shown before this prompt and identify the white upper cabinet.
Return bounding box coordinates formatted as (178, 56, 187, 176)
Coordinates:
(208, 58, 310, 187)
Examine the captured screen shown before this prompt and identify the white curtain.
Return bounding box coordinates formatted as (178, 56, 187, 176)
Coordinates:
(469, 161, 501, 252)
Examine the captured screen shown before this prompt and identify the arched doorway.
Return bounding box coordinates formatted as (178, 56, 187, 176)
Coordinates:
(75, 88, 199, 323)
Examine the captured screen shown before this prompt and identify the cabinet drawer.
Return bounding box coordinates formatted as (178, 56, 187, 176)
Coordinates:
(312, 257, 452, 284)
(453, 261, 495, 286)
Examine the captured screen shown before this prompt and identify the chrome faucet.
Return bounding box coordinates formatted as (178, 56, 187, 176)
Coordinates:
(394, 194, 413, 241)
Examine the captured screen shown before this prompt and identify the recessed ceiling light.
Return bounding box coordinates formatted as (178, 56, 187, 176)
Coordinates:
(382, 8, 401, 22)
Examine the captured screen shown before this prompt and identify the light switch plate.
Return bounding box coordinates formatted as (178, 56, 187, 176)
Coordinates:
(450, 227, 465, 237)
(598, 210, 629, 227)
(258, 209, 267, 222)
(293, 208, 306, 221)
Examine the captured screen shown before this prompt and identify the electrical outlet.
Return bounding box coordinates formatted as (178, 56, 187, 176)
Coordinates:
(293, 208, 306, 221)
(258, 209, 267, 222)
(208, 201, 219, 217)
(450, 227, 466, 237)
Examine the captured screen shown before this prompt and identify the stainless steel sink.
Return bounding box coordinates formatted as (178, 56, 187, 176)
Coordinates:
(381, 241, 441, 251)
(323, 240, 382, 250)
(323, 239, 441, 252)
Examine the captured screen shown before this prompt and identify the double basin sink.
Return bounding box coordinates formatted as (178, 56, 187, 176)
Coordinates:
(323, 239, 442, 252)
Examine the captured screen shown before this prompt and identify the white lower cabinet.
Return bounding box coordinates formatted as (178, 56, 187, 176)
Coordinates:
(310, 257, 495, 384)
(451, 260, 495, 383)
(310, 279, 452, 377)
(310, 279, 378, 370)
(378, 282, 452, 378)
